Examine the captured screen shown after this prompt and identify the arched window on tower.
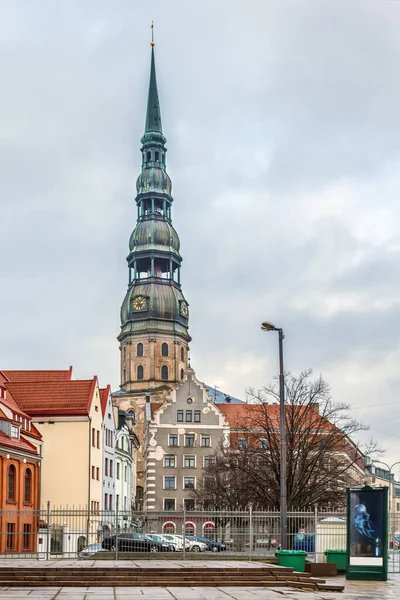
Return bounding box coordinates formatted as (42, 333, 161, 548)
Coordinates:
(161, 365, 168, 381)
(155, 151, 159, 162)
(8, 465, 16, 502)
(123, 368, 126, 383)
(181, 369, 184, 380)
(147, 151, 151, 162)
(162, 343, 169, 357)
(137, 365, 144, 380)
(123, 346, 126, 360)
(24, 469, 32, 503)
(181, 347, 184, 361)
(137, 343, 143, 357)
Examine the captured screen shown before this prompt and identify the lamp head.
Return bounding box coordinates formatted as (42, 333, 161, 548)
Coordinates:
(261, 321, 276, 332)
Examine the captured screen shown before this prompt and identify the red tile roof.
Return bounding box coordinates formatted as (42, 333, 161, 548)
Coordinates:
(2, 367, 73, 383)
(100, 385, 111, 417)
(0, 387, 31, 418)
(0, 431, 39, 455)
(219, 403, 337, 431)
(5, 378, 98, 417)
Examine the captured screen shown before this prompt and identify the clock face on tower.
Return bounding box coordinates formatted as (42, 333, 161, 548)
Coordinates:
(180, 301, 189, 317)
(132, 295, 147, 312)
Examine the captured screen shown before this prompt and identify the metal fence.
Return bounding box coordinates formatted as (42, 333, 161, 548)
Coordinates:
(0, 504, 399, 571)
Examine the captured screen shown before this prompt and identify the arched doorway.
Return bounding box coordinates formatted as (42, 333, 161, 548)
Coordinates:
(163, 522, 176, 534)
(77, 536, 86, 553)
(203, 522, 215, 539)
(184, 522, 196, 535)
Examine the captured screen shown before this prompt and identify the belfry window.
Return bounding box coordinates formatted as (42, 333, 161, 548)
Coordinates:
(147, 151, 151, 162)
(137, 343, 143, 357)
(181, 347, 184, 361)
(161, 365, 168, 381)
(137, 365, 144, 380)
(162, 343, 169, 357)
(155, 151, 159, 162)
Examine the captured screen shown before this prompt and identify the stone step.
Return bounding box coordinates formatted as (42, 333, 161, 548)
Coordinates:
(0, 579, 319, 588)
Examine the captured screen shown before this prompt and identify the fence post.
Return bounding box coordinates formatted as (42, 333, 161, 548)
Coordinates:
(182, 504, 186, 560)
(249, 504, 253, 561)
(314, 505, 318, 562)
(115, 499, 119, 561)
(86, 504, 91, 556)
(46, 501, 51, 561)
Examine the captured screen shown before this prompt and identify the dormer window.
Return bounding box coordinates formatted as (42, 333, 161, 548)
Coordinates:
(11, 425, 19, 439)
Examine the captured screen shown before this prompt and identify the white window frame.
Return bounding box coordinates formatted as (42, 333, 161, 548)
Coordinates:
(11, 425, 20, 439)
(164, 475, 176, 490)
(183, 476, 196, 490)
(164, 455, 176, 468)
(203, 455, 216, 468)
(183, 454, 196, 468)
(184, 499, 196, 511)
(184, 434, 195, 447)
(200, 434, 211, 447)
(168, 434, 179, 447)
(163, 498, 176, 511)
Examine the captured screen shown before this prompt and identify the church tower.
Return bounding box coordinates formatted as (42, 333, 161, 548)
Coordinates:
(118, 42, 191, 395)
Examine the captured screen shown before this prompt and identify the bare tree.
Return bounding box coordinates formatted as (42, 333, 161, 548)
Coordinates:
(194, 370, 380, 510)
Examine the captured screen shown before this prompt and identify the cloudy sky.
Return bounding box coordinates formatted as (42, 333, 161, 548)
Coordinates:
(1, 1, 400, 465)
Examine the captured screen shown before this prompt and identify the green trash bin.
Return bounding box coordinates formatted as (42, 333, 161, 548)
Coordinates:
(325, 549, 347, 573)
(276, 550, 307, 572)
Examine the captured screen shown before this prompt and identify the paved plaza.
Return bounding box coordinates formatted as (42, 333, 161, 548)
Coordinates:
(0, 561, 398, 600)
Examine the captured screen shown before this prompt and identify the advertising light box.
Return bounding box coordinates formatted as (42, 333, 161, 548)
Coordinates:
(346, 486, 388, 581)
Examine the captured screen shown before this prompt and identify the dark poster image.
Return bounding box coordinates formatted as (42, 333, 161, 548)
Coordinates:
(349, 489, 384, 558)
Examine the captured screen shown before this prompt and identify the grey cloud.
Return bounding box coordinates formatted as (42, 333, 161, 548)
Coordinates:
(1, 0, 400, 463)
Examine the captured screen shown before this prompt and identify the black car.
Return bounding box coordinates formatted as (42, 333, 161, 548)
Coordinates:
(102, 532, 172, 552)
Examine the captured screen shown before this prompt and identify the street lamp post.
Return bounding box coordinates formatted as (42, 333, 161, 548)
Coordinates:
(261, 321, 287, 550)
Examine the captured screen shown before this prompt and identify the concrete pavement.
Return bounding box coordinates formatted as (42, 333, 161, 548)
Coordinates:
(0, 560, 398, 599)
(0, 578, 399, 599)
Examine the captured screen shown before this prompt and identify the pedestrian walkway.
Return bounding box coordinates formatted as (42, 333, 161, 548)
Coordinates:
(0, 577, 399, 600)
(0, 561, 398, 599)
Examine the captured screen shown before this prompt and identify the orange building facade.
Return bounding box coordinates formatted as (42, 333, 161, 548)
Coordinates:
(0, 375, 42, 553)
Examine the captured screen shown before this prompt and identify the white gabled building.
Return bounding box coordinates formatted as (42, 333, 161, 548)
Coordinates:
(114, 409, 139, 526)
(100, 385, 116, 517)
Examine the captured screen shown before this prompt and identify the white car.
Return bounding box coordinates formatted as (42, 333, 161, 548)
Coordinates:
(184, 536, 208, 552)
(79, 543, 106, 558)
(158, 534, 190, 552)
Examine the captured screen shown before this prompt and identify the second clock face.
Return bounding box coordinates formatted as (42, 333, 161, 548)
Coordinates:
(180, 301, 189, 317)
(132, 295, 147, 312)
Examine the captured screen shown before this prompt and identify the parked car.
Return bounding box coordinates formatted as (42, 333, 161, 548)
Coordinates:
(155, 534, 190, 552)
(102, 533, 172, 552)
(79, 543, 106, 558)
(188, 535, 226, 552)
(183, 536, 208, 552)
(245, 538, 278, 549)
(293, 532, 315, 553)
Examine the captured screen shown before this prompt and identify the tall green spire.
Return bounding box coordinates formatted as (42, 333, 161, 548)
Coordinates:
(145, 46, 163, 134)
